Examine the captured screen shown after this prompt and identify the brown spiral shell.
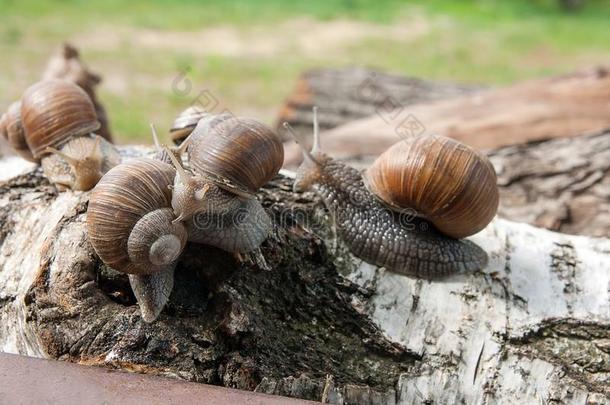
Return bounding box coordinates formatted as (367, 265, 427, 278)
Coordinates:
(170, 106, 209, 143)
(365, 135, 499, 239)
(21, 79, 100, 158)
(87, 158, 186, 275)
(1, 101, 37, 162)
(187, 114, 284, 194)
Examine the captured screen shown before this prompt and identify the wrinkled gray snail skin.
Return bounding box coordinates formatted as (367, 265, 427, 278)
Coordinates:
(286, 107, 496, 278)
(186, 197, 272, 254)
(128, 269, 175, 323)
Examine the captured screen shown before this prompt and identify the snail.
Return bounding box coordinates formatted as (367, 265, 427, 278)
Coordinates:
(5, 79, 120, 190)
(165, 114, 282, 253)
(87, 157, 187, 322)
(0, 101, 36, 162)
(285, 107, 498, 278)
(169, 105, 209, 144)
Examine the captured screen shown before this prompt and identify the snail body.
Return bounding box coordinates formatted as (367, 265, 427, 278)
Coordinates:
(40, 133, 119, 191)
(87, 158, 187, 322)
(297, 155, 488, 277)
(288, 108, 497, 278)
(4, 79, 119, 190)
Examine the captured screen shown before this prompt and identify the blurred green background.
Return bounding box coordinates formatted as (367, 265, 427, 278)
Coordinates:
(1, 0, 609, 144)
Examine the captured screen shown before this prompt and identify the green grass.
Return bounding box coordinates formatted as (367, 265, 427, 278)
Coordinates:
(1, 0, 610, 143)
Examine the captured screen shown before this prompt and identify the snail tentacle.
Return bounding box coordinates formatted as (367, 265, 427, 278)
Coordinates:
(283, 121, 320, 166)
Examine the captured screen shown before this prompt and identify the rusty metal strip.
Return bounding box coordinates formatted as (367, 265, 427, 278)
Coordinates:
(0, 353, 318, 404)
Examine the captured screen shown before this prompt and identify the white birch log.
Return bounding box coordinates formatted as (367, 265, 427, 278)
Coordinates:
(343, 219, 609, 404)
(0, 153, 608, 404)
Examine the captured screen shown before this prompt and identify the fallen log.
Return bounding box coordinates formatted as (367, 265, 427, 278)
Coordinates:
(0, 149, 608, 404)
(276, 67, 480, 142)
(283, 67, 610, 167)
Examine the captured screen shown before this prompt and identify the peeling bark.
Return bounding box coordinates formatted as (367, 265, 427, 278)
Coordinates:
(489, 129, 610, 238)
(0, 150, 608, 404)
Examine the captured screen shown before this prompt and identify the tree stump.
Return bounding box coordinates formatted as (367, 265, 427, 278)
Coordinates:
(0, 148, 608, 404)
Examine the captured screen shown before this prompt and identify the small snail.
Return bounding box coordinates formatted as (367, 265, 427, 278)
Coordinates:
(87, 158, 187, 322)
(167, 114, 283, 234)
(169, 105, 209, 144)
(286, 108, 498, 278)
(2, 79, 120, 190)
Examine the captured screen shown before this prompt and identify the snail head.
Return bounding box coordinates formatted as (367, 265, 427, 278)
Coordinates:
(284, 106, 329, 193)
(162, 143, 244, 222)
(45, 135, 104, 191)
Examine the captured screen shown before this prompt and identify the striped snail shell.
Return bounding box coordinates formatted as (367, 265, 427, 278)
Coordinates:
(169, 106, 209, 144)
(365, 134, 499, 239)
(21, 79, 100, 159)
(187, 113, 284, 195)
(87, 158, 187, 275)
(17, 79, 119, 191)
(0, 101, 37, 162)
